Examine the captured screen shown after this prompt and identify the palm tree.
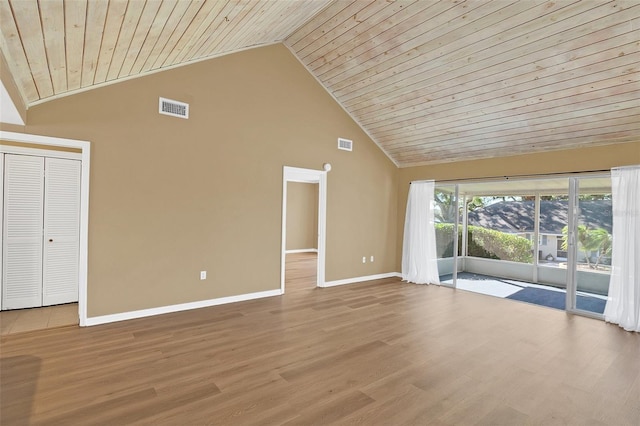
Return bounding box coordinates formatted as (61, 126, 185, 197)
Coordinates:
(589, 228, 612, 269)
(562, 225, 612, 269)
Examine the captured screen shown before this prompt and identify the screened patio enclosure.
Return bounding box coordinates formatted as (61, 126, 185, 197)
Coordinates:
(434, 174, 612, 318)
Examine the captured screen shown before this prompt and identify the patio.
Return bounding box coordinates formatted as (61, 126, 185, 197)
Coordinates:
(440, 272, 607, 314)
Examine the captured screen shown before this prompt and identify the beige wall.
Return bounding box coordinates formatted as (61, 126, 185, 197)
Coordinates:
(286, 182, 318, 251)
(0, 44, 398, 317)
(396, 142, 640, 269)
(5, 39, 633, 317)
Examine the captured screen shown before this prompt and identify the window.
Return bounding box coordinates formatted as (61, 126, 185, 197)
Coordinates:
(434, 185, 459, 282)
(466, 195, 534, 264)
(434, 186, 459, 259)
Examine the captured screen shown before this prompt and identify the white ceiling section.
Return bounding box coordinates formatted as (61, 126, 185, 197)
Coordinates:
(1, 0, 638, 167)
(0, 80, 24, 125)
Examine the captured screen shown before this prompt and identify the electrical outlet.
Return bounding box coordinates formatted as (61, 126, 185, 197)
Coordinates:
(362, 256, 366, 264)
(200, 271, 207, 280)
(370, 256, 374, 262)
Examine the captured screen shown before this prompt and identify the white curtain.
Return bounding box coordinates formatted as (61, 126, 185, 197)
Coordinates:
(402, 181, 440, 285)
(604, 165, 640, 332)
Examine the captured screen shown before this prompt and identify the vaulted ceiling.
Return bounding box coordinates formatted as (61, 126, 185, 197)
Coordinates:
(1, 0, 638, 167)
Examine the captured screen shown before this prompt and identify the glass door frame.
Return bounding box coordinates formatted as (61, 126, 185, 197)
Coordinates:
(565, 175, 611, 320)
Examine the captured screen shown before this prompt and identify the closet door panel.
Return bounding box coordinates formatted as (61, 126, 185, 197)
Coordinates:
(2, 155, 44, 309)
(43, 158, 80, 306)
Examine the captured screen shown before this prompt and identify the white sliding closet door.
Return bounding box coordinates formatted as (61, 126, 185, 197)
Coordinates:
(2, 154, 45, 309)
(43, 158, 81, 306)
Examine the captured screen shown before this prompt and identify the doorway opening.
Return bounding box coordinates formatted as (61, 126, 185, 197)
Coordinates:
(281, 167, 327, 293)
(285, 181, 318, 292)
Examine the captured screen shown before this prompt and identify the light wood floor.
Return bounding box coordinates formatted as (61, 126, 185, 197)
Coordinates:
(1, 255, 639, 425)
(285, 252, 317, 292)
(0, 303, 78, 336)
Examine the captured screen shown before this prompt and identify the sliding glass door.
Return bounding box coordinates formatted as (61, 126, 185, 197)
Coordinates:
(566, 177, 612, 316)
(434, 185, 458, 286)
(536, 191, 570, 292)
(436, 174, 613, 319)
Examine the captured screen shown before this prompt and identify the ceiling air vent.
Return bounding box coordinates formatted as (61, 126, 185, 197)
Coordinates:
(338, 138, 353, 151)
(159, 97, 189, 119)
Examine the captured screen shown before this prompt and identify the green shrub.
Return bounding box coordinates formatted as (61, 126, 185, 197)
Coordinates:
(434, 223, 457, 258)
(435, 223, 533, 263)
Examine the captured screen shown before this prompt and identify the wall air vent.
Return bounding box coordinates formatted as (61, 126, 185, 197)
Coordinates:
(338, 138, 353, 151)
(159, 97, 189, 119)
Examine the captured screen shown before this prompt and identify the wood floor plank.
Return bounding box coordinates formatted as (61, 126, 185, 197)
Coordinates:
(1, 254, 638, 425)
(284, 390, 375, 425)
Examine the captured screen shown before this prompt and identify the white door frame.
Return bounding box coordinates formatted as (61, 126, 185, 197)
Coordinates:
(0, 154, 3, 311)
(0, 131, 90, 326)
(281, 166, 327, 292)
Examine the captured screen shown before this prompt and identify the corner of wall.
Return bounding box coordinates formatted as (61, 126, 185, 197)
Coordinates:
(0, 50, 27, 125)
(281, 42, 399, 170)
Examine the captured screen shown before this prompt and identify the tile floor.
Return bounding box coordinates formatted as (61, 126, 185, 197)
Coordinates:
(0, 303, 78, 336)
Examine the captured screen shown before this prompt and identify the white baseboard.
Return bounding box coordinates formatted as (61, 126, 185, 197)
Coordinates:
(84, 289, 283, 326)
(323, 272, 401, 288)
(285, 249, 318, 254)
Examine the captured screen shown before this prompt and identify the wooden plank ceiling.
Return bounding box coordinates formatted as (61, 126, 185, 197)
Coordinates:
(1, 0, 638, 167)
(0, 0, 331, 103)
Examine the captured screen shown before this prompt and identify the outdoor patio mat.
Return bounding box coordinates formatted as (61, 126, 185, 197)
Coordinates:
(507, 286, 606, 314)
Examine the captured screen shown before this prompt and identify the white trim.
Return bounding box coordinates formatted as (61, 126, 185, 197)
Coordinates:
(282, 166, 327, 292)
(284, 166, 324, 182)
(318, 171, 327, 287)
(324, 272, 401, 288)
(29, 42, 282, 108)
(281, 176, 287, 292)
(612, 165, 640, 172)
(533, 193, 541, 283)
(0, 154, 3, 310)
(85, 289, 282, 326)
(0, 131, 90, 326)
(566, 178, 579, 311)
(285, 249, 318, 254)
(452, 185, 460, 286)
(0, 144, 82, 160)
(282, 43, 399, 168)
